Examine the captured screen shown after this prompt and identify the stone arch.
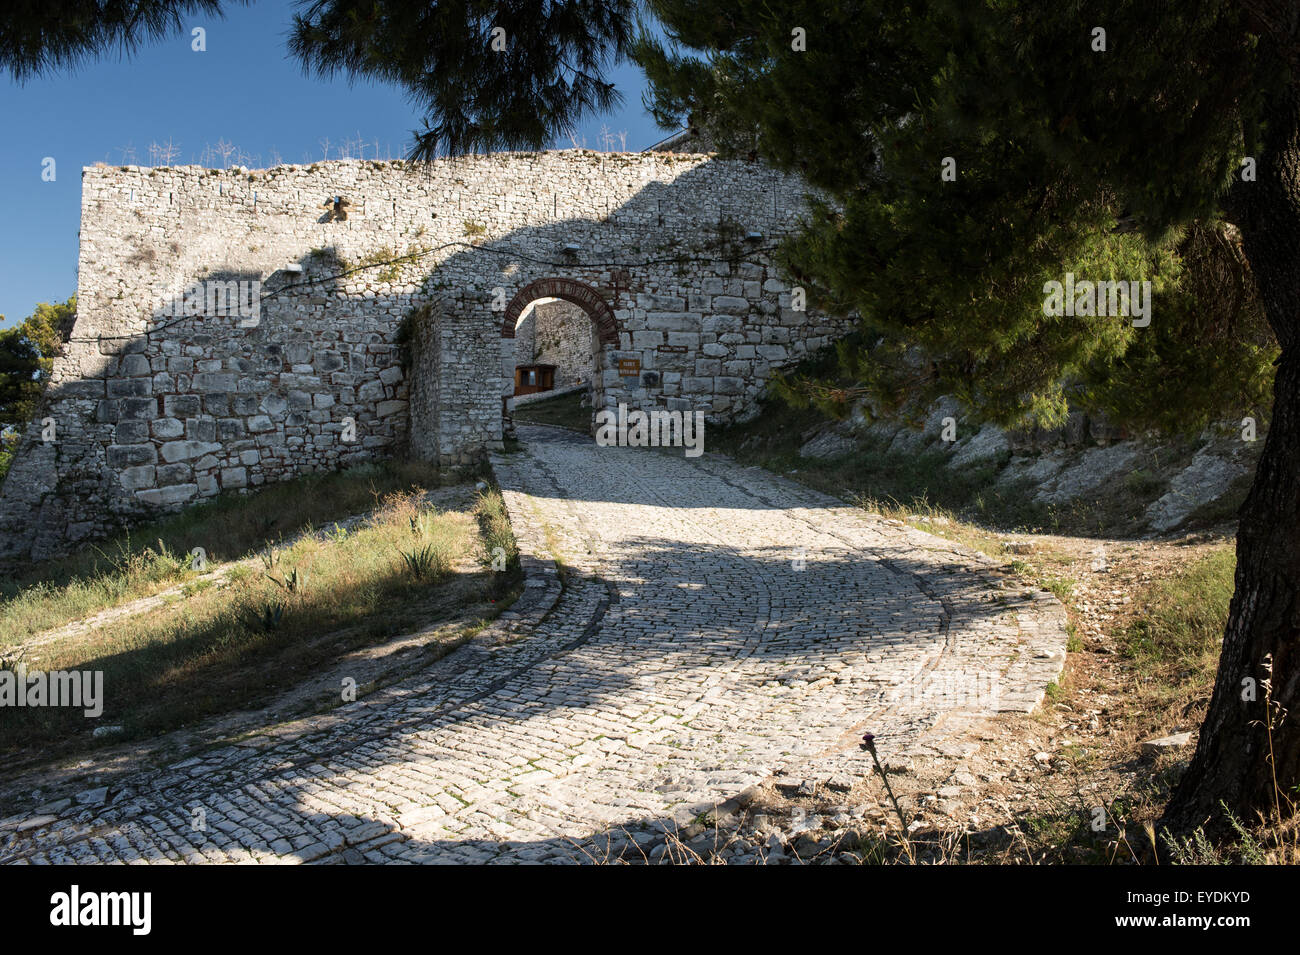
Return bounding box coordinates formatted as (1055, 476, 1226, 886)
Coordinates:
(501, 277, 619, 347)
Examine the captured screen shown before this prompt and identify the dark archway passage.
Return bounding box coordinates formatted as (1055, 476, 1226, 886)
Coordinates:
(502, 277, 619, 430)
(501, 277, 620, 347)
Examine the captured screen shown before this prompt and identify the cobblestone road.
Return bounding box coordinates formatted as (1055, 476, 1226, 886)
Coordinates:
(1, 425, 1065, 864)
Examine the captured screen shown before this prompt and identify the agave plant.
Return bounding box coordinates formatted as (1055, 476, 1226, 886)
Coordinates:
(244, 600, 286, 633)
(266, 567, 306, 594)
(400, 544, 448, 581)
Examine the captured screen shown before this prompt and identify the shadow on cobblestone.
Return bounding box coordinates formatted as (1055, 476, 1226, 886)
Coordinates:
(0, 422, 1065, 864)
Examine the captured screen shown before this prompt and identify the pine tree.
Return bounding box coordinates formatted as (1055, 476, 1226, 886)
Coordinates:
(1, 1, 636, 157)
(288, 0, 637, 157)
(637, 0, 1298, 836)
(0, 1, 236, 80)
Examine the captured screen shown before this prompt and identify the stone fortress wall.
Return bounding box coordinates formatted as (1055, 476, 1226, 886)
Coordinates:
(0, 151, 851, 560)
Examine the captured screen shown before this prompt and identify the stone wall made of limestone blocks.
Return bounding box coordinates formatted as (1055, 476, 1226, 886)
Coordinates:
(0, 152, 847, 560)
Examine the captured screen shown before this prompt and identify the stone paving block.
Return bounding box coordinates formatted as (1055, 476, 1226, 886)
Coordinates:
(0, 427, 1063, 865)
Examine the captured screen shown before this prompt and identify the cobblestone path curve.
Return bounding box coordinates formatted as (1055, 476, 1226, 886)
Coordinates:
(1, 425, 1065, 864)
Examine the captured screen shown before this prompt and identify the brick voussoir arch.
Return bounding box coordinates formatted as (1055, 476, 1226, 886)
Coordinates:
(502, 278, 620, 346)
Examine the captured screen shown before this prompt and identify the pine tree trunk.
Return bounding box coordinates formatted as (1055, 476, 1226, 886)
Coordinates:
(1162, 83, 1300, 835)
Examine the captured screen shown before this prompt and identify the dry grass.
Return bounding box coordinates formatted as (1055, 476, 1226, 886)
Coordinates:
(1120, 548, 1235, 708)
(0, 478, 520, 761)
(0, 461, 450, 645)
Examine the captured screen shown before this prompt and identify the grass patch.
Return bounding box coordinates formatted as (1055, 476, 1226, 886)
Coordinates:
(0, 460, 446, 645)
(0, 480, 517, 760)
(1122, 548, 1235, 682)
(1041, 575, 1075, 601)
(474, 485, 520, 600)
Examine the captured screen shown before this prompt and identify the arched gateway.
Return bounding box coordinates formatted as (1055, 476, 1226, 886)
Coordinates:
(501, 278, 618, 427)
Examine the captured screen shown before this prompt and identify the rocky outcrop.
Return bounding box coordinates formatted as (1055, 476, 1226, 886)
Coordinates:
(1145, 441, 1252, 531)
(797, 396, 1259, 535)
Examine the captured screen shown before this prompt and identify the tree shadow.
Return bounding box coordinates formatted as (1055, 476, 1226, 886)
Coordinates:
(0, 518, 1055, 864)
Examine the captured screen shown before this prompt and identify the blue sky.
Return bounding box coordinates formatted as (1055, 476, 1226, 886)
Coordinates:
(0, 1, 667, 328)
